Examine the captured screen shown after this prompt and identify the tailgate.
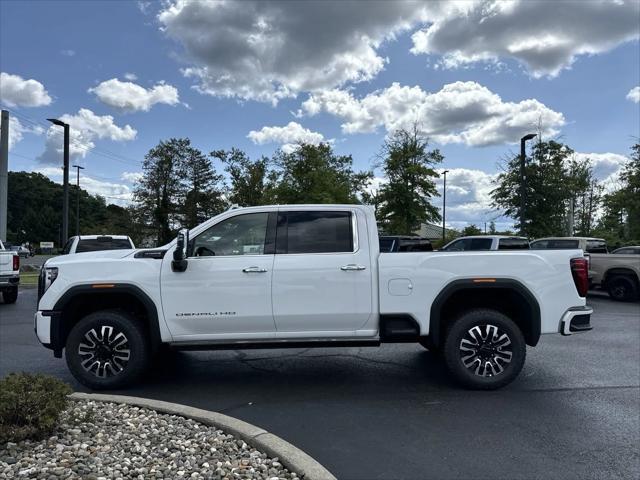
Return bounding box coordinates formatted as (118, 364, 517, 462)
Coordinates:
(0, 252, 13, 267)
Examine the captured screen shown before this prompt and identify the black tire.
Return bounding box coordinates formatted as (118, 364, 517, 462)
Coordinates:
(607, 275, 638, 302)
(443, 309, 526, 390)
(65, 310, 149, 390)
(2, 288, 18, 304)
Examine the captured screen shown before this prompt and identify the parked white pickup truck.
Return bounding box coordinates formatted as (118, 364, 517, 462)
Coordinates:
(0, 239, 20, 303)
(35, 205, 593, 390)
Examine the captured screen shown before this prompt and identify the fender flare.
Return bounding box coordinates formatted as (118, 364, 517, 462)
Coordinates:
(47, 283, 162, 355)
(428, 278, 541, 347)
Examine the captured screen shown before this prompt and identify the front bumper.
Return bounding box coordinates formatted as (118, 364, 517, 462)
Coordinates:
(34, 310, 63, 357)
(559, 306, 593, 336)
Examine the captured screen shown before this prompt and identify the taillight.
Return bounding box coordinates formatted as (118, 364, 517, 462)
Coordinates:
(13, 254, 19, 271)
(570, 257, 588, 297)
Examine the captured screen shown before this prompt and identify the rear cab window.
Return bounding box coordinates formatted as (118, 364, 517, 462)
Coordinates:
(531, 239, 580, 249)
(75, 237, 133, 253)
(585, 240, 608, 253)
(278, 211, 354, 254)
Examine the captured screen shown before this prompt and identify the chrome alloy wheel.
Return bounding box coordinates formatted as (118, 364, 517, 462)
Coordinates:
(78, 326, 130, 378)
(459, 324, 513, 377)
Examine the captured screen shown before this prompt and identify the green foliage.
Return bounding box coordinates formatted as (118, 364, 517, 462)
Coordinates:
(181, 146, 225, 228)
(491, 140, 595, 238)
(212, 148, 274, 206)
(6, 172, 133, 247)
(270, 143, 372, 204)
(377, 127, 443, 235)
(460, 224, 483, 236)
(0, 373, 72, 444)
(593, 143, 640, 244)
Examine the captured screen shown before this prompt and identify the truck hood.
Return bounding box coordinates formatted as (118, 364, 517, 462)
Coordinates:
(45, 249, 136, 266)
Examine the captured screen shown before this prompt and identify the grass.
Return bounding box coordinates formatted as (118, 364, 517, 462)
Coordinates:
(19, 273, 39, 286)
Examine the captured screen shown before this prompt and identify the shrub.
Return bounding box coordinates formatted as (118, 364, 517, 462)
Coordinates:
(0, 373, 72, 444)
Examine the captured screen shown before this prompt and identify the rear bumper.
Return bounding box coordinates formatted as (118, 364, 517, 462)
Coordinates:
(560, 306, 593, 336)
(0, 273, 19, 289)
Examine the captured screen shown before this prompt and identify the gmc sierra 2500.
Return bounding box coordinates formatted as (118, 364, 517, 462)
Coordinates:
(35, 205, 592, 390)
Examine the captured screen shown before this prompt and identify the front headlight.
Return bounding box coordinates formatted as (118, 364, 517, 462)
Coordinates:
(40, 267, 58, 296)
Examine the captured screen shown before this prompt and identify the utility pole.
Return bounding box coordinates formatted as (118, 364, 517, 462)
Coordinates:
(442, 170, 449, 242)
(47, 118, 70, 245)
(72, 165, 84, 236)
(0, 110, 9, 243)
(520, 133, 537, 236)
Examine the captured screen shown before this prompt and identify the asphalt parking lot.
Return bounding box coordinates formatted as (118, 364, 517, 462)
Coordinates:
(1, 288, 638, 480)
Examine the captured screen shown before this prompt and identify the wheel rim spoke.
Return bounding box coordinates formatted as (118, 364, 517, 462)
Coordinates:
(78, 324, 130, 378)
(459, 323, 513, 378)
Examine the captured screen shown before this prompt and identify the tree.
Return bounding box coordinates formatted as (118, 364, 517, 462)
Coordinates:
(491, 140, 593, 238)
(377, 127, 443, 235)
(461, 224, 482, 236)
(181, 145, 225, 228)
(133, 138, 188, 245)
(212, 148, 274, 206)
(270, 143, 371, 204)
(594, 143, 640, 244)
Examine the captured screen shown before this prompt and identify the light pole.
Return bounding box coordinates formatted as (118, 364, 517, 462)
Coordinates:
(442, 169, 449, 242)
(72, 165, 84, 236)
(520, 133, 537, 236)
(47, 118, 70, 245)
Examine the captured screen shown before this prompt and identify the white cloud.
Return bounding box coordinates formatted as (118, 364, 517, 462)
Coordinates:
(60, 49, 76, 57)
(38, 108, 137, 164)
(435, 168, 499, 224)
(124, 73, 138, 81)
(247, 122, 326, 153)
(0, 72, 52, 107)
(121, 171, 143, 183)
(411, 0, 640, 78)
(89, 78, 180, 112)
(301, 81, 565, 146)
(37, 167, 133, 206)
(626, 86, 640, 103)
(3, 116, 44, 151)
(157, 1, 456, 104)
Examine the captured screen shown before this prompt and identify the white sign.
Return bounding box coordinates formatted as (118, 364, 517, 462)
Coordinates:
(40, 242, 54, 249)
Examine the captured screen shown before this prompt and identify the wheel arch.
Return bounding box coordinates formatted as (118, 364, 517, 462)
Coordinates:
(47, 284, 162, 357)
(428, 279, 541, 348)
(603, 267, 640, 285)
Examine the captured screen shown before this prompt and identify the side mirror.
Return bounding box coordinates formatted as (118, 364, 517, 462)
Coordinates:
(171, 228, 189, 272)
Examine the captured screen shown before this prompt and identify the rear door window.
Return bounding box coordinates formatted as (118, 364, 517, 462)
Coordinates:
(531, 239, 579, 249)
(498, 238, 530, 250)
(468, 238, 493, 250)
(442, 239, 468, 251)
(281, 211, 353, 254)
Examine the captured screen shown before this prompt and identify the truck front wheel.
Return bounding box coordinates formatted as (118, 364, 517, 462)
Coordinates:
(443, 309, 526, 390)
(65, 310, 150, 390)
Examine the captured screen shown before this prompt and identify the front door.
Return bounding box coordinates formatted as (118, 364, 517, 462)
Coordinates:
(272, 209, 373, 334)
(161, 212, 276, 341)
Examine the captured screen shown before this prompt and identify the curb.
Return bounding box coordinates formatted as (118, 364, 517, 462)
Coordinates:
(69, 393, 336, 480)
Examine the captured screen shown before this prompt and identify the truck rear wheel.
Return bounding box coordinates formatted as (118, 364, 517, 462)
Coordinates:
(607, 275, 638, 302)
(65, 310, 149, 390)
(443, 309, 526, 390)
(2, 288, 18, 304)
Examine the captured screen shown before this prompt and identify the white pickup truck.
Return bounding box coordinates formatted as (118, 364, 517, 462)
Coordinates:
(35, 205, 593, 390)
(0, 239, 20, 303)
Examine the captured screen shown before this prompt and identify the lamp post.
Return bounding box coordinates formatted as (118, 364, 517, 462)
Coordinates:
(47, 118, 70, 245)
(72, 165, 84, 236)
(442, 169, 449, 242)
(520, 133, 537, 236)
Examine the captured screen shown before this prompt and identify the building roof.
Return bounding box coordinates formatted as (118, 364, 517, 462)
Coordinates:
(416, 222, 456, 240)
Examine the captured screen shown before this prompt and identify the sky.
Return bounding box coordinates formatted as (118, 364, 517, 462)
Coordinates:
(1, 0, 639, 230)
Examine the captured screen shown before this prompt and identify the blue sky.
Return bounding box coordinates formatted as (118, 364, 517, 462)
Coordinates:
(1, 0, 639, 228)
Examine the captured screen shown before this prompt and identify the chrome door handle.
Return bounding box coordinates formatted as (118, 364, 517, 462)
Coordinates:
(242, 266, 268, 273)
(340, 264, 366, 271)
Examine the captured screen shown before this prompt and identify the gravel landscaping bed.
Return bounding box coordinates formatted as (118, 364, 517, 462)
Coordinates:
(0, 400, 298, 479)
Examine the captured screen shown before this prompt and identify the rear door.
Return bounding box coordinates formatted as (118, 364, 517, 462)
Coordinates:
(272, 209, 373, 333)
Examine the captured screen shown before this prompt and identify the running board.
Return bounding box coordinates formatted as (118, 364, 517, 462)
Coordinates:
(169, 339, 381, 351)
